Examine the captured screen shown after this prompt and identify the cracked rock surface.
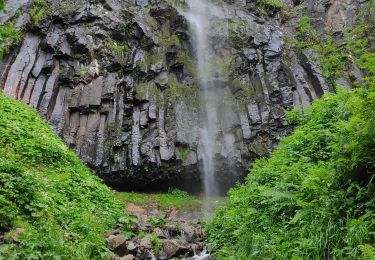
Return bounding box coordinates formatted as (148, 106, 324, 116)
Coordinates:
(0, 0, 361, 192)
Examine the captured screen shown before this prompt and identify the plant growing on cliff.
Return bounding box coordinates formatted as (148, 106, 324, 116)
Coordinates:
(0, 0, 47, 60)
(0, 21, 22, 59)
(256, 0, 285, 16)
(293, 1, 374, 84)
(28, 0, 47, 27)
(104, 40, 130, 62)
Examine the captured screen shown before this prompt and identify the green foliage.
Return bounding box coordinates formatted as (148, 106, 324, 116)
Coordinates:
(147, 216, 167, 228)
(79, 64, 89, 78)
(294, 15, 346, 80)
(207, 87, 375, 259)
(319, 36, 347, 79)
(359, 244, 375, 260)
(0, 0, 5, 11)
(255, 0, 285, 16)
(0, 92, 130, 258)
(228, 19, 249, 49)
(134, 76, 198, 108)
(344, 1, 375, 88)
(157, 32, 180, 49)
(176, 147, 190, 160)
(295, 16, 319, 46)
(104, 40, 130, 62)
(176, 52, 195, 75)
(115, 189, 201, 210)
(0, 0, 47, 60)
(0, 19, 23, 60)
(28, 0, 47, 27)
(293, 2, 374, 84)
(150, 233, 162, 253)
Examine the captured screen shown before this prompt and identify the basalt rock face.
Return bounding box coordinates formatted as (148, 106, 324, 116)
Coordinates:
(0, 0, 351, 192)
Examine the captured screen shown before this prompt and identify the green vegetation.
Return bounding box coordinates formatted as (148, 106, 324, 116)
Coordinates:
(176, 52, 195, 75)
(0, 19, 23, 60)
(134, 76, 198, 107)
(157, 32, 180, 49)
(228, 19, 248, 49)
(176, 146, 190, 160)
(294, 15, 346, 79)
(0, 1, 5, 11)
(104, 40, 130, 62)
(79, 64, 89, 78)
(0, 92, 130, 258)
(232, 78, 255, 111)
(344, 2, 375, 88)
(115, 189, 202, 210)
(147, 216, 167, 228)
(293, 1, 374, 84)
(150, 233, 162, 253)
(0, 0, 47, 60)
(256, 0, 285, 16)
(207, 86, 375, 259)
(28, 0, 47, 27)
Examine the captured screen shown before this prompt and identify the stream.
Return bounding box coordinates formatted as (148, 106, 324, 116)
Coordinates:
(106, 194, 220, 260)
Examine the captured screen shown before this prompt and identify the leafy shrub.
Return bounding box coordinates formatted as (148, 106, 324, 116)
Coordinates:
(207, 86, 375, 259)
(0, 92, 131, 258)
(147, 216, 167, 229)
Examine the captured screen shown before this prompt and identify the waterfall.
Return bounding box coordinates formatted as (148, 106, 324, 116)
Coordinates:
(181, 0, 228, 210)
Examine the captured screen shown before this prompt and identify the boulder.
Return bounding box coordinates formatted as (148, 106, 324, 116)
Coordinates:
(139, 236, 152, 250)
(126, 241, 138, 252)
(119, 254, 135, 260)
(153, 227, 166, 238)
(180, 223, 199, 243)
(107, 235, 127, 256)
(159, 239, 193, 259)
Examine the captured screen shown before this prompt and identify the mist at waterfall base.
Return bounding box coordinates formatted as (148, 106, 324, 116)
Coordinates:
(181, 0, 235, 210)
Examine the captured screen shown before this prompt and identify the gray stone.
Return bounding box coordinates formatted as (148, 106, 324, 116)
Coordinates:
(107, 235, 128, 256)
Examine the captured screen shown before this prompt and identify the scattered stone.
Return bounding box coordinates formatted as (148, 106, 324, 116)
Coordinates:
(107, 235, 127, 256)
(160, 239, 193, 259)
(149, 208, 165, 218)
(126, 203, 146, 217)
(165, 207, 178, 220)
(139, 236, 152, 250)
(126, 241, 138, 252)
(181, 223, 199, 243)
(153, 227, 166, 238)
(119, 254, 135, 260)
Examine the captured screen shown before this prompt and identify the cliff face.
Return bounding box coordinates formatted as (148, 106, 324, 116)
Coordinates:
(0, 0, 365, 192)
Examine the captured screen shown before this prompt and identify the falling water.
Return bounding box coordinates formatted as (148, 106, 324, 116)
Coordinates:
(181, 0, 227, 210)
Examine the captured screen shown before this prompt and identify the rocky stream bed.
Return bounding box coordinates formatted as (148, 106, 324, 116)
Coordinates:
(106, 199, 213, 260)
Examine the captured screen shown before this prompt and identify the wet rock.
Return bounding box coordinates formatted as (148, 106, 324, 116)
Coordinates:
(126, 241, 138, 252)
(159, 239, 193, 259)
(180, 223, 200, 243)
(153, 227, 167, 238)
(119, 255, 135, 260)
(126, 203, 147, 217)
(140, 236, 152, 250)
(107, 235, 127, 256)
